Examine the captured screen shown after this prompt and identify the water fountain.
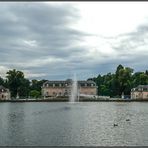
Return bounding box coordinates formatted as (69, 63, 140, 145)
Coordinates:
(69, 74, 79, 103)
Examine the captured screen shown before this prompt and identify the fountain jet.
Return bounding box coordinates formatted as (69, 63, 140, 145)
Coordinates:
(69, 74, 79, 102)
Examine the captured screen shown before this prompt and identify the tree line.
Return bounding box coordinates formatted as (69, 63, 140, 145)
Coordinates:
(0, 65, 148, 99)
(88, 64, 148, 97)
(0, 69, 47, 99)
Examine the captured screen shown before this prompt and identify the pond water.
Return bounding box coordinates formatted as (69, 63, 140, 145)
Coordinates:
(0, 102, 148, 146)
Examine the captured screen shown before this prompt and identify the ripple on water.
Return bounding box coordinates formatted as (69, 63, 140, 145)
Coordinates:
(0, 102, 148, 146)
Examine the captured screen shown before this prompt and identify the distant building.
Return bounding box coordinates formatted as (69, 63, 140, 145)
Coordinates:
(42, 79, 97, 98)
(131, 85, 148, 99)
(0, 85, 11, 100)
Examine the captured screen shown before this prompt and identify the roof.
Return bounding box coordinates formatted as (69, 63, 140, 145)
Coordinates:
(43, 79, 96, 86)
(78, 80, 96, 85)
(131, 85, 148, 91)
(0, 85, 6, 90)
(137, 85, 148, 89)
(0, 85, 9, 92)
(43, 80, 70, 85)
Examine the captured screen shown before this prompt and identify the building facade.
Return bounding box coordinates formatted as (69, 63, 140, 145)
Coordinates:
(131, 85, 148, 99)
(42, 79, 97, 98)
(0, 85, 11, 100)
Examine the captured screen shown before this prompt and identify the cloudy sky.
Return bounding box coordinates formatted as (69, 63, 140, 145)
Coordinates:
(0, 2, 148, 80)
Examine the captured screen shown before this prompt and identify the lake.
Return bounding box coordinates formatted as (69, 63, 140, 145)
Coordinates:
(0, 102, 148, 146)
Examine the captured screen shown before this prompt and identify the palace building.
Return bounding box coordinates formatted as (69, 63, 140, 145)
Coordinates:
(42, 79, 97, 98)
(131, 85, 148, 99)
(0, 85, 11, 100)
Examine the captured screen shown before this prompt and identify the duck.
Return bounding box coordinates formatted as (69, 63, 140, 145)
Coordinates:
(113, 123, 118, 127)
(126, 119, 130, 121)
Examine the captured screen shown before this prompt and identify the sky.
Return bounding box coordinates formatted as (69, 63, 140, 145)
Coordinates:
(0, 2, 148, 80)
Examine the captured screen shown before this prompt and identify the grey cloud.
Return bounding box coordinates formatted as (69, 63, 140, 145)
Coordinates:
(0, 3, 89, 61)
(99, 22, 148, 74)
(110, 22, 148, 52)
(0, 3, 148, 80)
(0, 3, 93, 79)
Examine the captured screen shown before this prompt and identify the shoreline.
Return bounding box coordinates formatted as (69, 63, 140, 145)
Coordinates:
(0, 98, 148, 102)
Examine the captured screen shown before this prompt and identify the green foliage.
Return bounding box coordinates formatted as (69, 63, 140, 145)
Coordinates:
(88, 64, 148, 97)
(2, 69, 47, 99)
(6, 69, 24, 98)
(1, 65, 148, 99)
(0, 77, 4, 86)
(100, 85, 110, 96)
(30, 79, 47, 95)
(18, 78, 30, 98)
(29, 90, 40, 98)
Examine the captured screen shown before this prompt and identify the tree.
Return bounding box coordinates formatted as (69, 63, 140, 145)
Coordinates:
(113, 64, 124, 96)
(0, 76, 4, 86)
(88, 64, 135, 97)
(114, 65, 133, 96)
(117, 67, 133, 95)
(30, 79, 47, 96)
(6, 69, 24, 98)
(95, 74, 103, 95)
(139, 73, 148, 85)
(132, 72, 148, 87)
(29, 90, 40, 98)
(115, 64, 124, 78)
(18, 78, 30, 98)
(100, 85, 110, 96)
